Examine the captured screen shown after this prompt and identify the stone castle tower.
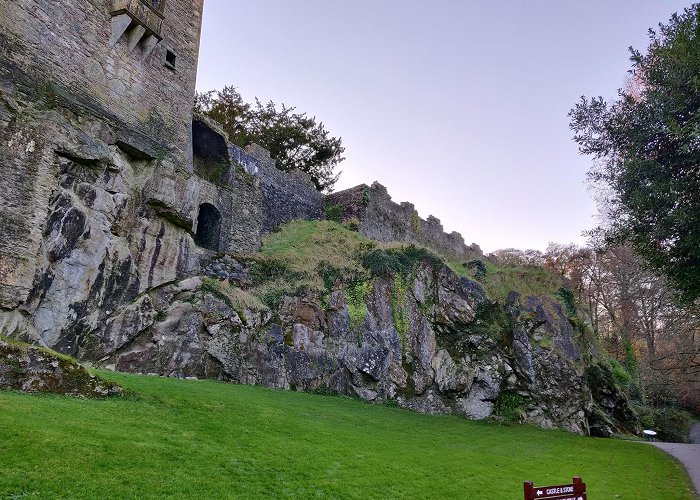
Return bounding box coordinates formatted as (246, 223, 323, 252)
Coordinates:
(0, 0, 205, 310)
(0, 0, 203, 165)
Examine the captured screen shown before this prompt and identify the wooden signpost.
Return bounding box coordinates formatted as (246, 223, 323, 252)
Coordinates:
(523, 477, 586, 500)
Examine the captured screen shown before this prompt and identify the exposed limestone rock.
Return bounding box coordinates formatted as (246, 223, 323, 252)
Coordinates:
(0, 339, 123, 397)
(586, 361, 640, 437)
(0, 98, 633, 433)
(27, 255, 629, 436)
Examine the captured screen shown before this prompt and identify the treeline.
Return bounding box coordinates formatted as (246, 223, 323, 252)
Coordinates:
(195, 86, 344, 192)
(490, 243, 699, 414)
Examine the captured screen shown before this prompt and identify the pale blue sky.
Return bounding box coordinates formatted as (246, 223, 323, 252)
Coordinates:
(196, 1, 693, 252)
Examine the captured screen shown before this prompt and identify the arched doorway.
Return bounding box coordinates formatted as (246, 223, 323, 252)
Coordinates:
(194, 203, 221, 251)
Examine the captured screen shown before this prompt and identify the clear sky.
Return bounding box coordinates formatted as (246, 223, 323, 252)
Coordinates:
(196, 1, 693, 253)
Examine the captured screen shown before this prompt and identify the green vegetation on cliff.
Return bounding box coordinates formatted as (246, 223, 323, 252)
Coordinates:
(250, 220, 374, 307)
(258, 220, 372, 280)
(479, 264, 563, 303)
(448, 259, 564, 304)
(0, 371, 694, 499)
(253, 220, 568, 312)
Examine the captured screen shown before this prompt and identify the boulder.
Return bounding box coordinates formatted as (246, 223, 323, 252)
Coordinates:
(0, 339, 123, 397)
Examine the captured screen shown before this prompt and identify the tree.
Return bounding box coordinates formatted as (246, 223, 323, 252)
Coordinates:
(489, 248, 543, 266)
(195, 86, 344, 192)
(195, 86, 252, 147)
(544, 242, 700, 410)
(569, 5, 700, 303)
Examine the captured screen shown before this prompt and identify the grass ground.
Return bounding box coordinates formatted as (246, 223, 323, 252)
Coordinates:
(0, 372, 695, 499)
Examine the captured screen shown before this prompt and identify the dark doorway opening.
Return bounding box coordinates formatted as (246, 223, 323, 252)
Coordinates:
(194, 203, 221, 251)
(192, 118, 231, 184)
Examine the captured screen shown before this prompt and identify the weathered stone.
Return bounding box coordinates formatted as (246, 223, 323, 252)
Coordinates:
(0, 339, 123, 397)
(61, 260, 627, 435)
(326, 182, 483, 263)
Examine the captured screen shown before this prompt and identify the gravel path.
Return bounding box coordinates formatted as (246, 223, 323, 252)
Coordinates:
(648, 422, 700, 498)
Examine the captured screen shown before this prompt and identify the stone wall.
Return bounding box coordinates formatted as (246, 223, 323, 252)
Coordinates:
(188, 116, 263, 254)
(326, 182, 483, 262)
(0, 0, 203, 167)
(244, 144, 325, 233)
(0, 0, 204, 308)
(190, 116, 323, 242)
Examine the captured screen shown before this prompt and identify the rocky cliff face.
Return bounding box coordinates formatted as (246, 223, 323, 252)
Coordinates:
(16, 247, 616, 435)
(0, 87, 261, 353)
(1, 0, 639, 437)
(0, 105, 198, 351)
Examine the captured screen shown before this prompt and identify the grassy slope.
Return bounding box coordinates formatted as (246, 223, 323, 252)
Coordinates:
(247, 220, 374, 304)
(258, 220, 564, 304)
(0, 372, 694, 499)
(259, 220, 372, 271)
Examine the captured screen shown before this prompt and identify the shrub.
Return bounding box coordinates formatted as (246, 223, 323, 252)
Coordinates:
(363, 245, 443, 277)
(555, 287, 576, 316)
(633, 404, 693, 443)
(623, 340, 639, 380)
(465, 260, 487, 280)
(493, 390, 528, 422)
(259, 285, 289, 310)
(585, 362, 617, 390)
(324, 202, 343, 223)
(609, 358, 631, 386)
(411, 210, 421, 231)
(344, 218, 360, 231)
(361, 186, 371, 207)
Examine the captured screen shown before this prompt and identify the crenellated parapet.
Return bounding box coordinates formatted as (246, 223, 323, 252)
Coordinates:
(326, 182, 483, 263)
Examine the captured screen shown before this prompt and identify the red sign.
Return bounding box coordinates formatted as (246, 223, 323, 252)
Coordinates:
(523, 477, 587, 500)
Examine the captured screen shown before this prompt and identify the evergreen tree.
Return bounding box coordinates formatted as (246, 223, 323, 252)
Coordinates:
(195, 86, 344, 192)
(569, 5, 700, 302)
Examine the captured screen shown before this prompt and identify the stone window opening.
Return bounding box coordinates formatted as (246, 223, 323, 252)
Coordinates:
(192, 118, 232, 184)
(146, 0, 165, 15)
(165, 49, 177, 70)
(194, 203, 221, 252)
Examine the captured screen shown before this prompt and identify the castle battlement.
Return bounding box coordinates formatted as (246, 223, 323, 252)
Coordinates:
(326, 182, 483, 263)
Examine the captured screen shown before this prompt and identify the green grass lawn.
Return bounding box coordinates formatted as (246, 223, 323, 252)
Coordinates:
(0, 372, 695, 499)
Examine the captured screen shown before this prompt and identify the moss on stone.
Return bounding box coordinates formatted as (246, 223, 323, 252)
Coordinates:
(0, 338, 123, 397)
(346, 280, 371, 346)
(391, 274, 410, 351)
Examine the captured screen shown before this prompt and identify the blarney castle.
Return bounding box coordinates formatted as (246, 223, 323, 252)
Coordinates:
(0, 0, 636, 437)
